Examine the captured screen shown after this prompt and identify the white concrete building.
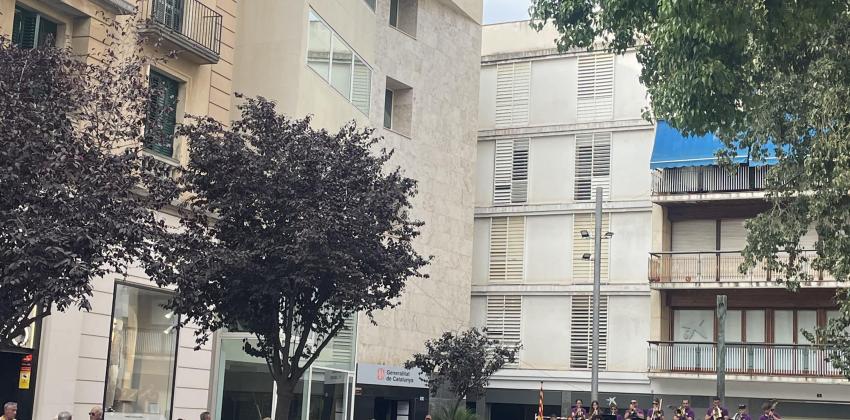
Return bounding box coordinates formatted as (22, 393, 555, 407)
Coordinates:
(470, 21, 656, 420)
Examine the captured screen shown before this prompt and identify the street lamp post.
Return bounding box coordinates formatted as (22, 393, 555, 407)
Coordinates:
(581, 187, 610, 403)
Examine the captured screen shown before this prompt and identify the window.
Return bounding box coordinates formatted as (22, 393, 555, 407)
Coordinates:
(12, 7, 58, 49)
(146, 70, 180, 157)
(493, 139, 529, 205)
(384, 77, 413, 136)
(389, 0, 418, 36)
(152, 0, 183, 32)
(486, 295, 521, 365)
(495, 61, 531, 128)
(572, 213, 610, 281)
(576, 52, 614, 121)
(574, 132, 611, 201)
(307, 10, 372, 115)
(570, 295, 608, 369)
(362, 0, 376, 10)
(104, 283, 178, 420)
(488, 216, 525, 283)
(383, 90, 394, 128)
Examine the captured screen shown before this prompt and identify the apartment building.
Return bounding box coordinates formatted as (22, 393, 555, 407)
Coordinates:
(470, 21, 655, 420)
(222, 2, 482, 420)
(0, 2, 235, 420)
(647, 123, 850, 419)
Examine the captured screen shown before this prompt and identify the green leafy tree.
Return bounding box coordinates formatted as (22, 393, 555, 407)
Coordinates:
(405, 328, 519, 414)
(0, 27, 177, 346)
(529, 0, 850, 377)
(151, 97, 429, 420)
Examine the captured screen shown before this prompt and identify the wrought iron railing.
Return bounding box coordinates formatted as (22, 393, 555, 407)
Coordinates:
(648, 250, 829, 283)
(647, 341, 842, 377)
(652, 165, 770, 195)
(140, 0, 222, 57)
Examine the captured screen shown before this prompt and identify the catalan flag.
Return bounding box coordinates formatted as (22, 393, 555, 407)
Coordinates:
(538, 382, 544, 420)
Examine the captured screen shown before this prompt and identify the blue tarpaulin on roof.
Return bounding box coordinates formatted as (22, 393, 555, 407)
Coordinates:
(650, 121, 778, 169)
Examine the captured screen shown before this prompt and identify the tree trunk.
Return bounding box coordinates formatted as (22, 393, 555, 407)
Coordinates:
(275, 380, 298, 420)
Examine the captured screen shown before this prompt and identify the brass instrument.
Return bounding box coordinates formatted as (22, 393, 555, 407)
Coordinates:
(575, 407, 586, 420)
(669, 405, 685, 420)
(767, 400, 779, 420)
(710, 406, 723, 420)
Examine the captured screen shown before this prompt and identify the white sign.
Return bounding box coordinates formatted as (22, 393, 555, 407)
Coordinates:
(356, 364, 427, 388)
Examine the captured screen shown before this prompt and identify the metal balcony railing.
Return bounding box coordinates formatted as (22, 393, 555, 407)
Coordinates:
(647, 341, 842, 377)
(139, 0, 222, 63)
(647, 250, 830, 284)
(652, 165, 770, 195)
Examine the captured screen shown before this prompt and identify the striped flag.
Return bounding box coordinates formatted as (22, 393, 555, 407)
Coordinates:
(538, 382, 544, 420)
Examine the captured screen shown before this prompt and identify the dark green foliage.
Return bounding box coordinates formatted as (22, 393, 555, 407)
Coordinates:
(151, 97, 429, 420)
(530, 0, 850, 378)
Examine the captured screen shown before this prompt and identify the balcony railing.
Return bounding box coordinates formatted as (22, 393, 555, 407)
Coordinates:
(648, 250, 830, 284)
(652, 165, 769, 195)
(139, 0, 222, 64)
(648, 341, 842, 377)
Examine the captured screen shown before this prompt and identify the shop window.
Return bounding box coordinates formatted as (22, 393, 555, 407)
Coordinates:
(104, 283, 178, 420)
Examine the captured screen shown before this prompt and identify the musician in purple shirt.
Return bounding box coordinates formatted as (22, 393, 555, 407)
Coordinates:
(676, 399, 696, 420)
(758, 401, 781, 420)
(704, 397, 729, 420)
(735, 404, 752, 420)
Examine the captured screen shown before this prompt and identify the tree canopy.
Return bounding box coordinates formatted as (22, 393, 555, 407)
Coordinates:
(0, 32, 176, 346)
(405, 328, 519, 413)
(151, 97, 429, 420)
(530, 0, 850, 377)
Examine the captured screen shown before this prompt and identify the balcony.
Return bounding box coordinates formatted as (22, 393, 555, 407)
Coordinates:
(648, 341, 842, 378)
(647, 250, 834, 288)
(652, 164, 769, 196)
(139, 0, 222, 64)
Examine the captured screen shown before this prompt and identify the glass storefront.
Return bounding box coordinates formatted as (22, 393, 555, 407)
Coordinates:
(104, 283, 179, 420)
(215, 316, 357, 420)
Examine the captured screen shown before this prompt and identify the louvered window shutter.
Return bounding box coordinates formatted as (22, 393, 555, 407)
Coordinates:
(493, 139, 529, 205)
(574, 132, 611, 201)
(12, 8, 38, 49)
(330, 316, 356, 368)
(495, 62, 531, 128)
(572, 213, 610, 281)
(577, 53, 614, 121)
(570, 295, 608, 369)
(486, 295, 522, 366)
(488, 217, 525, 283)
(146, 71, 179, 157)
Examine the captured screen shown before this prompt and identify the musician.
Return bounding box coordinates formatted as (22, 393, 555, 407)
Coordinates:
(758, 402, 781, 420)
(625, 399, 646, 419)
(569, 399, 587, 420)
(589, 401, 602, 420)
(733, 404, 751, 420)
(649, 399, 664, 420)
(703, 397, 729, 420)
(680, 400, 696, 420)
(609, 402, 624, 420)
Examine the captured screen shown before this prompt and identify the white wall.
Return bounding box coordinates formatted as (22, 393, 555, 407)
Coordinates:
(606, 295, 650, 371)
(613, 51, 648, 121)
(528, 135, 573, 204)
(476, 140, 495, 206)
(472, 218, 491, 285)
(478, 66, 497, 130)
(520, 296, 571, 369)
(609, 211, 652, 284)
(529, 58, 577, 126)
(610, 129, 653, 201)
(525, 215, 573, 283)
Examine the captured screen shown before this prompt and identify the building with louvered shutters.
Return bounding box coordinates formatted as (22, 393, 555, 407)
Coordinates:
(0, 1, 236, 420)
(470, 21, 656, 420)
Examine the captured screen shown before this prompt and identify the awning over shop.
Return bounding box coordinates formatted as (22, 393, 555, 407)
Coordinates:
(650, 121, 778, 169)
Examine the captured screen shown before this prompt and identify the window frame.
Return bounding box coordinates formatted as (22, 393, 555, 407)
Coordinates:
(102, 280, 180, 420)
(145, 69, 181, 158)
(306, 9, 372, 117)
(383, 89, 394, 129)
(12, 5, 59, 49)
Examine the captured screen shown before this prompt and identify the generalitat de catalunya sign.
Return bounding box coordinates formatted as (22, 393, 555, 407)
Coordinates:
(356, 364, 427, 388)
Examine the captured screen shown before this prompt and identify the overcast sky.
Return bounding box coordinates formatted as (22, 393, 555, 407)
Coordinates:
(483, 0, 532, 24)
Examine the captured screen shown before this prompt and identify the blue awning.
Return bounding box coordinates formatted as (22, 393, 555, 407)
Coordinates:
(650, 121, 778, 169)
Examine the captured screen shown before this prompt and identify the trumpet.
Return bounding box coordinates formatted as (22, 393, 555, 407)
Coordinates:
(711, 406, 723, 420)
